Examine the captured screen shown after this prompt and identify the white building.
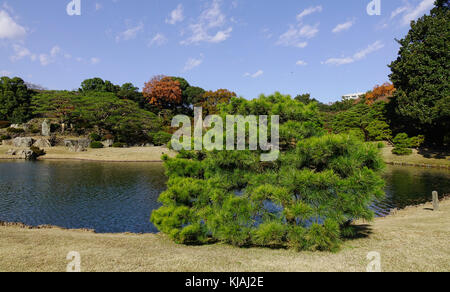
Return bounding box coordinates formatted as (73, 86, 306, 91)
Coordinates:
(342, 92, 365, 100)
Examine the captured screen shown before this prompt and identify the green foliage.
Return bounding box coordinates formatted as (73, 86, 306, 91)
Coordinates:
(90, 141, 104, 149)
(112, 142, 127, 148)
(0, 134, 11, 140)
(89, 133, 102, 142)
(151, 131, 172, 146)
(331, 102, 392, 142)
(152, 93, 386, 251)
(0, 77, 33, 123)
(391, 133, 424, 155)
(33, 91, 163, 144)
(389, 2, 450, 143)
(79, 78, 120, 93)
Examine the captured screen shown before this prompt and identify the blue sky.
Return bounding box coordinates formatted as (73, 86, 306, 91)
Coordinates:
(0, 0, 437, 103)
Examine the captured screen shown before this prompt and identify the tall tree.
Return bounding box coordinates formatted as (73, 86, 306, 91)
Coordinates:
(388, 0, 449, 144)
(0, 77, 33, 123)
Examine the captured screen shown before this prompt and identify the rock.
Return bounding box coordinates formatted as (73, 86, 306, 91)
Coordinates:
(69, 145, 87, 152)
(10, 124, 28, 131)
(2, 139, 12, 146)
(41, 119, 51, 136)
(21, 150, 36, 160)
(13, 137, 35, 148)
(64, 139, 90, 149)
(144, 143, 154, 147)
(6, 149, 17, 155)
(102, 139, 113, 148)
(33, 138, 52, 148)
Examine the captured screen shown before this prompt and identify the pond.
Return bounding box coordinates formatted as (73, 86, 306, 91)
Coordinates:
(0, 160, 448, 233)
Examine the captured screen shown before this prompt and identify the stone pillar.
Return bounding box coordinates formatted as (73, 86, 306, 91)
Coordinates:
(432, 191, 439, 211)
(41, 119, 51, 136)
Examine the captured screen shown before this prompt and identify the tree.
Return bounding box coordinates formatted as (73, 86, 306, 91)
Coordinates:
(198, 89, 236, 116)
(294, 93, 313, 104)
(32, 91, 78, 127)
(0, 77, 33, 123)
(388, 1, 450, 144)
(331, 102, 392, 142)
(79, 78, 120, 93)
(143, 75, 182, 109)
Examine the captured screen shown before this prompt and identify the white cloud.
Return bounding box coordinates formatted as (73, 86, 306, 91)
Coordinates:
(332, 20, 355, 33)
(10, 44, 36, 62)
(95, 3, 102, 11)
(401, 0, 435, 26)
(0, 10, 26, 39)
(277, 6, 321, 48)
(181, 0, 232, 45)
(50, 46, 61, 57)
(39, 54, 51, 66)
(244, 70, 264, 78)
(148, 33, 168, 47)
(296, 6, 323, 21)
(323, 41, 384, 66)
(296, 60, 307, 66)
(166, 4, 184, 25)
(391, 6, 409, 19)
(90, 57, 100, 65)
(183, 56, 203, 71)
(115, 22, 144, 42)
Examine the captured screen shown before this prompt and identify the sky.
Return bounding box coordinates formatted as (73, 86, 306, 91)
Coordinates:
(0, 0, 437, 103)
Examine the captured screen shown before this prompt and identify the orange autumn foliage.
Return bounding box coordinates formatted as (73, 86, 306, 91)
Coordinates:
(365, 82, 396, 105)
(143, 75, 182, 108)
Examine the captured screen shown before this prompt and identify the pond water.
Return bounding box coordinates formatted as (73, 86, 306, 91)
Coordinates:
(0, 161, 448, 233)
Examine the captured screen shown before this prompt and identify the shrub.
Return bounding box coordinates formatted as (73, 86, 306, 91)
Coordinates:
(392, 147, 412, 155)
(89, 133, 102, 142)
(151, 93, 386, 252)
(0, 134, 11, 141)
(90, 141, 104, 149)
(0, 121, 11, 129)
(112, 142, 126, 148)
(152, 131, 172, 146)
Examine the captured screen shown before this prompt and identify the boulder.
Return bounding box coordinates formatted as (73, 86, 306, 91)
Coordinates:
(41, 119, 51, 136)
(13, 137, 35, 148)
(33, 138, 52, 148)
(17, 149, 36, 160)
(6, 149, 17, 155)
(64, 139, 90, 149)
(102, 139, 113, 148)
(69, 145, 87, 152)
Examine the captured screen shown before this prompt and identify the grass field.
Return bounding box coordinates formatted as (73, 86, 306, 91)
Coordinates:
(0, 199, 449, 272)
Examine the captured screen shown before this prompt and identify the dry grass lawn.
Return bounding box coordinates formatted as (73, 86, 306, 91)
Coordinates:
(0, 145, 175, 162)
(381, 145, 449, 168)
(1, 199, 449, 272)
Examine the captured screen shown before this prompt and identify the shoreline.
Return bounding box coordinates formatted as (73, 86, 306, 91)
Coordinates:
(0, 145, 449, 168)
(1, 198, 448, 271)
